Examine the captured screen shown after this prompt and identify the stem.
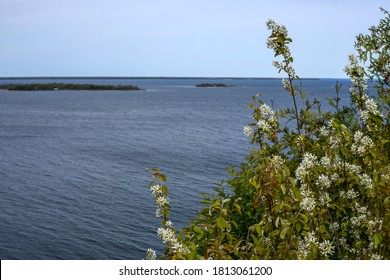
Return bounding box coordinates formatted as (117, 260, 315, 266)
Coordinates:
(289, 76, 301, 136)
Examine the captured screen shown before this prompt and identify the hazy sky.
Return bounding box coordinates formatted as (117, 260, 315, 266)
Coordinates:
(0, 0, 388, 78)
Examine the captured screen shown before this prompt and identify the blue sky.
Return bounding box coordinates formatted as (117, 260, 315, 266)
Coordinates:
(0, 0, 388, 78)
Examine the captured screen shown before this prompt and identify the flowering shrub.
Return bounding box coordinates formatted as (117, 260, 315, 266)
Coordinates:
(146, 9, 389, 260)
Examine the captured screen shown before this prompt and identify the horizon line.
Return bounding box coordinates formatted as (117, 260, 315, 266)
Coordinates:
(0, 76, 351, 80)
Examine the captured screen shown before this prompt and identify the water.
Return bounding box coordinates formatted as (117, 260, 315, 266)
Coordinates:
(0, 78, 352, 259)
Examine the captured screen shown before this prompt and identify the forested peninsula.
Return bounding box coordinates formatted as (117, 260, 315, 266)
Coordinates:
(0, 83, 143, 91)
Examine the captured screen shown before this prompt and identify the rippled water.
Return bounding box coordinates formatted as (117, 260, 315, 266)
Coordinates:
(0, 78, 351, 259)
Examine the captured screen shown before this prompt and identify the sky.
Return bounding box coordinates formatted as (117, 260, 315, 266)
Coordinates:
(0, 0, 388, 78)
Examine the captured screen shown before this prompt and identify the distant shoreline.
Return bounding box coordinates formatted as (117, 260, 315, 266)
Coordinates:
(0, 76, 323, 80)
(0, 83, 143, 91)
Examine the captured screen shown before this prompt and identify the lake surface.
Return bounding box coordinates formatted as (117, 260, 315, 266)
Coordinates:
(0, 77, 352, 259)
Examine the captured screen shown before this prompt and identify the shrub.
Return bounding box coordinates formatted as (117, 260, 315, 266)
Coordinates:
(146, 9, 389, 260)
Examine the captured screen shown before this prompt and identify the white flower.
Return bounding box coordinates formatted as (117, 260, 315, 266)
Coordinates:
(320, 156, 331, 168)
(329, 135, 341, 149)
(157, 227, 176, 244)
(358, 173, 372, 190)
(346, 189, 359, 200)
(146, 248, 157, 260)
(360, 110, 370, 123)
(331, 173, 339, 182)
(344, 163, 362, 175)
(243, 125, 253, 137)
(171, 242, 190, 255)
(257, 119, 272, 132)
(351, 131, 374, 156)
(165, 220, 173, 227)
(370, 253, 383, 260)
(319, 240, 335, 257)
(296, 153, 318, 181)
(319, 126, 330, 137)
(282, 78, 291, 91)
(271, 155, 284, 166)
(155, 196, 169, 207)
(319, 192, 331, 207)
(155, 208, 164, 218)
(364, 98, 383, 117)
(316, 174, 331, 189)
(260, 103, 274, 117)
(151, 184, 162, 194)
(329, 222, 339, 233)
(300, 197, 316, 212)
(304, 231, 319, 245)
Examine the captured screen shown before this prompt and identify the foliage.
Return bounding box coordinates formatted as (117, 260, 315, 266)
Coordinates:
(146, 9, 389, 260)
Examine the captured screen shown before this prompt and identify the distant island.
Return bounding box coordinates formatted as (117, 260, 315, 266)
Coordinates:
(196, 83, 233, 88)
(0, 83, 143, 91)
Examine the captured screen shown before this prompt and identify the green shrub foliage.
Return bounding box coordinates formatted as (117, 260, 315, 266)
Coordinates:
(146, 9, 389, 260)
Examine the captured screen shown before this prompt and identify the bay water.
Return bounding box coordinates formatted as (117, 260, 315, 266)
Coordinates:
(0, 78, 352, 259)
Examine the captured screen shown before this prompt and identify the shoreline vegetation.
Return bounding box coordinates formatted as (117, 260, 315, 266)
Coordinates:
(0, 83, 143, 91)
(196, 83, 233, 88)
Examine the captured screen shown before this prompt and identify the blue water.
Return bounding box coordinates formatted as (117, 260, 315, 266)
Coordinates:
(0, 78, 352, 259)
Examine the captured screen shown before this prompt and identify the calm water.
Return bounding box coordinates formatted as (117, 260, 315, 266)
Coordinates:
(0, 78, 352, 259)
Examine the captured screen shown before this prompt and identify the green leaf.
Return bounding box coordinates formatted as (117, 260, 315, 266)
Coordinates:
(277, 35, 285, 43)
(161, 185, 168, 195)
(193, 225, 203, 234)
(254, 224, 262, 235)
(234, 203, 242, 214)
(373, 233, 382, 248)
(280, 184, 286, 195)
(159, 174, 167, 182)
(300, 213, 309, 223)
(216, 217, 226, 229)
(280, 227, 289, 240)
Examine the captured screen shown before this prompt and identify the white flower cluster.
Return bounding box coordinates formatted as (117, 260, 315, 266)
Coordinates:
(368, 218, 383, 232)
(255, 103, 278, 135)
(281, 78, 292, 92)
(360, 98, 383, 126)
(243, 125, 253, 137)
(346, 189, 359, 200)
(266, 19, 288, 46)
(358, 173, 373, 190)
(244, 103, 278, 138)
(146, 248, 157, 260)
(316, 174, 331, 189)
(364, 98, 382, 117)
(298, 231, 318, 259)
(370, 253, 383, 260)
(351, 131, 374, 156)
(319, 118, 336, 138)
(266, 19, 297, 80)
(319, 240, 335, 258)
(319, 192, 331, 207)
(300, 187, 316, 212)
(344, 54, 368, 96)
(157, 227, 190, 256)
(257, 120, 272, 132)
(329, 135, 341, 149)
(151, 184, 169, 216)
(150, 182, 190, 257)
(329, 222, 340, 233)
(320, 156, 332, 169)
(296, 153, 318, 181)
